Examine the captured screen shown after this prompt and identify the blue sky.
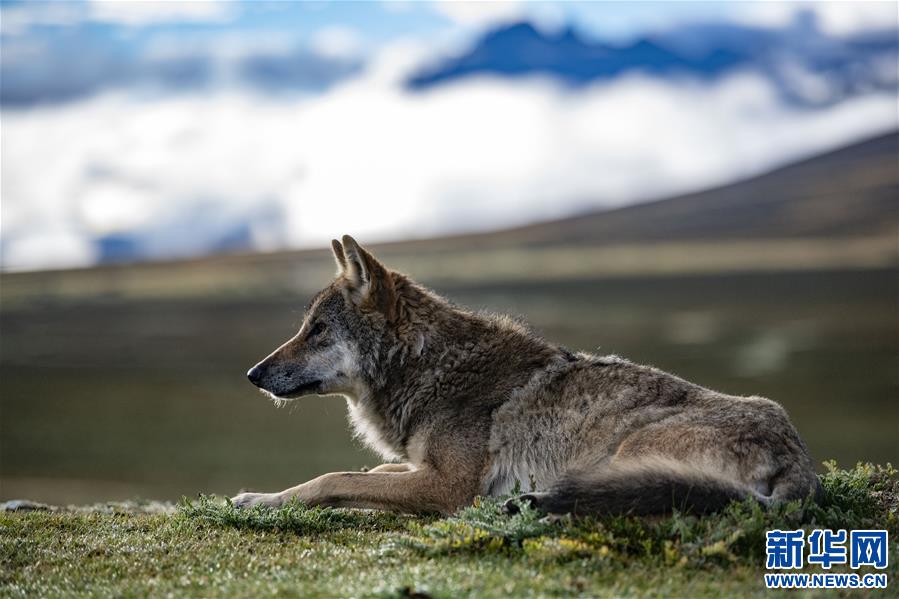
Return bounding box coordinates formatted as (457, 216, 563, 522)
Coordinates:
(2, 1, 743, 44)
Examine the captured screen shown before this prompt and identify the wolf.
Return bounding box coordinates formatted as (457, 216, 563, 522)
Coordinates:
(233, 235, 820, 516)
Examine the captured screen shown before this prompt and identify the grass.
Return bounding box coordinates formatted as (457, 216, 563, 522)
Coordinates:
(2, 463, 897, 598)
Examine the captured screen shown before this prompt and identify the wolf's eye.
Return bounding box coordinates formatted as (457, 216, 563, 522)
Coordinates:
(307, 321, 326, 339)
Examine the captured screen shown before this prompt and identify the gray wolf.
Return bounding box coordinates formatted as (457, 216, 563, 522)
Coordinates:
(233, 235, 820, 516)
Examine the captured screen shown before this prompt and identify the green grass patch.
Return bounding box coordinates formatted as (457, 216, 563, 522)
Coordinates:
(2, 463, 897, 598)
(389, 462, 898, 568)
(179, 494, 420, 536)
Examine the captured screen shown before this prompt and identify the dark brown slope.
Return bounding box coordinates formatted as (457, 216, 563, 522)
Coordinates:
(417, 131, 898, 250)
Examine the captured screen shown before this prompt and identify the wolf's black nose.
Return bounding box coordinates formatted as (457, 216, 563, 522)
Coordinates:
(247, 366, 264, 387)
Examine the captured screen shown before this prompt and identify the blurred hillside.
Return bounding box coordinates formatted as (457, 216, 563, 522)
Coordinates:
(3, 132, 897, 504)
(2, 131, 895, 306)
(445, 130, 898, 246)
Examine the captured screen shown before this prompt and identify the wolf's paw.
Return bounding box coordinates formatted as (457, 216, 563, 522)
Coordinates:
(230, 492, 283, 510)
(502, 493, 542, 515)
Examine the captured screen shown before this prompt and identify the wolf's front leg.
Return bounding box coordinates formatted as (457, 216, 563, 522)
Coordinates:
(285, 468, 474, 513)
(231, 464, 414, 508)
(234, 467, 476, 514)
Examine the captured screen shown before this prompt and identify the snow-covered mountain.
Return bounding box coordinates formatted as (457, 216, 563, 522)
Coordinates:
(408, 16, 898, 107)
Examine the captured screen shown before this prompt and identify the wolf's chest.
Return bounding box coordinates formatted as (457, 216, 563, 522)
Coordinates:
(345, 399, 405, 461)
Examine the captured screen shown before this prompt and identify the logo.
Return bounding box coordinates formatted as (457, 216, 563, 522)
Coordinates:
(764, 529, 888, 589)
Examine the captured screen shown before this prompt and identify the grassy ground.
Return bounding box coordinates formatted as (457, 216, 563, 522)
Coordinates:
(2, 463, 896, 598)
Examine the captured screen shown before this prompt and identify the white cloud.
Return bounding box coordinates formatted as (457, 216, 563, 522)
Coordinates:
(2, 41, 897, 271)
(79, 182, 156, 235)
(736, 1, 897, 35)
(2, 228, 98, 271)
(88, 0, 237, 27)
(432, 0, 525, 27)
(310, 26, 364, 61)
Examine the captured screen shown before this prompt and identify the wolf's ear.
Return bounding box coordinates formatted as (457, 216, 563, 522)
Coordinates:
(340, 234, 392, 304)
(341, 234, 372, 288)
(331, 239, 347, 274)
(339, 235, 396, 318)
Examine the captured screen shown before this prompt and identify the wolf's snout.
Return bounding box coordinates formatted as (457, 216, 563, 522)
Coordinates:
(247, 365, 264, 387)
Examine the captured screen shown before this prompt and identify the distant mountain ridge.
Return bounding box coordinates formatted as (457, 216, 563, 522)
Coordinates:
(408, 15, 898, 107)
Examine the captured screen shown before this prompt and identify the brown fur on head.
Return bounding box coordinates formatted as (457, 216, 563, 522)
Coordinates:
(246, 236, 408, 402)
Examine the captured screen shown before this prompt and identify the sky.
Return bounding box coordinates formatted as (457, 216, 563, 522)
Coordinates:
(1, 1, 897, 270)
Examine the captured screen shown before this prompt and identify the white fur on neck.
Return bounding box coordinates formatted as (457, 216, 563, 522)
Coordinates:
(343, 391, 403, 462)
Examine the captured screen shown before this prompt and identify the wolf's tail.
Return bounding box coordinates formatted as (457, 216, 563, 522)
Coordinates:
(510, 458, 786, 517)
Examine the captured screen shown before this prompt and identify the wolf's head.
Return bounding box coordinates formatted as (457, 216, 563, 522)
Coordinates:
(247, 235, 403, 403)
